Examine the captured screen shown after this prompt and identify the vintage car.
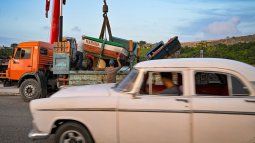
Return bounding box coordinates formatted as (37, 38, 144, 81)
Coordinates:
(29, 58, 255, 143)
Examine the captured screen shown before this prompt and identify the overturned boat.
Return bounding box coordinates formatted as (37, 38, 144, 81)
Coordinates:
(83, 36, 129, 59)
(146, 36, 181, 60)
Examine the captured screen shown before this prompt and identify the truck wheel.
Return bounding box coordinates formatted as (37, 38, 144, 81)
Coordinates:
(20, 79, 41, 102)
(55, 122, 93, 143)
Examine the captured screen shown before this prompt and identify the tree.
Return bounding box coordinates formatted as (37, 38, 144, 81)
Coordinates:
(11, 43, 18, 48)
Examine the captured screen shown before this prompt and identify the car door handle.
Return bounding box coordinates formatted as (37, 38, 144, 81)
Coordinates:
(27, 65, 32, 67)
(245, 99, 255, 103)
(176, 98, 189, 103)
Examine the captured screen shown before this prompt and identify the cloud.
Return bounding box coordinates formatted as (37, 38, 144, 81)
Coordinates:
(42, 26, 50, 31)
(0, 36, 21, 46)
(204, 17, 241, 35)
(71, 26, 81, 32)
(194, 32, 205, 40)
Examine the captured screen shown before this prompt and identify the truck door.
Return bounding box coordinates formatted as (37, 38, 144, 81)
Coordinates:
(9, 47, 33, 80)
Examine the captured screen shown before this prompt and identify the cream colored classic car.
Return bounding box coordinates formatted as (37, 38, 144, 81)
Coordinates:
(29, 58, 255, 143)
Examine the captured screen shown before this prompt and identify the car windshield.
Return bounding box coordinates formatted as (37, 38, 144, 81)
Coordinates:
(115, 69, 139, 92)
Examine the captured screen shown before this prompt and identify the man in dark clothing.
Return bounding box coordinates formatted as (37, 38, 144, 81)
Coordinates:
(160, 72, 179, 95)
(105, 57, 122, 83)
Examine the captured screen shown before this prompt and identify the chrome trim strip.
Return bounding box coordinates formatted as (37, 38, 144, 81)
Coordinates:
(38, 108, 116, 112)
(38, 108, 255, 116)
(28, 129, 49, 140)
(193, 110, 255, 116)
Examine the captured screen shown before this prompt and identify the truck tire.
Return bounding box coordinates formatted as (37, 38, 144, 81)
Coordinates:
(55, 122, 93, 143)
(20, 79, 41, 102)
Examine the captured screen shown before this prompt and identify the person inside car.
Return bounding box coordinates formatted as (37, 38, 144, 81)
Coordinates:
(160, 72, 179, 95)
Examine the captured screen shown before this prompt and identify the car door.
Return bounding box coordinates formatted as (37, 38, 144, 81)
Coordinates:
(118, 69, 192, 143)
(191, 69, 255, 143)
(9, 47, 33, 80)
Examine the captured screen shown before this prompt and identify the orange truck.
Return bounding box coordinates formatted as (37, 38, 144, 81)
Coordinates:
(0, 41, 57, 102)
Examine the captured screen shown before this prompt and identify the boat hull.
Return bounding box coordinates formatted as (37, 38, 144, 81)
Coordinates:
(83, 37, 129, 59)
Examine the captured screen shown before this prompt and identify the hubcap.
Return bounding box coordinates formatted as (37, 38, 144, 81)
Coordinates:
(24, 84, 35, 98)
(59, 130, 86, 143)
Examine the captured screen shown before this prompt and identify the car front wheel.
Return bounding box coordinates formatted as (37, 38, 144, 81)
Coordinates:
(55, 122, 93, 143)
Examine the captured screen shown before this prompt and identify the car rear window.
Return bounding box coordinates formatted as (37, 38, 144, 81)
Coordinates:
(195, 71, 250, 96)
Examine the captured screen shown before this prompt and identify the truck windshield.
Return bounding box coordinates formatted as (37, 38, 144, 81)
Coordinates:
(116, 69, 139, 92)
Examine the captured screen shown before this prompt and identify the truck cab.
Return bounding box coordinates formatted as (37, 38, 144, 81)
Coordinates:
(2, 41, 57, 101)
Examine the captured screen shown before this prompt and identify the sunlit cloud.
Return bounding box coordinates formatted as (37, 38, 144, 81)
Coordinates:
(205, 17, 241, 35)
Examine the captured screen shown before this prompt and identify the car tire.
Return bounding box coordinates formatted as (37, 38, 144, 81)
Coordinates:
(55, 122, 93, 143)
(20, 79, 41, 102)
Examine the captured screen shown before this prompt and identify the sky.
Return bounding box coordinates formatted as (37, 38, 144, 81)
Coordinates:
(0, 0, 255, 46)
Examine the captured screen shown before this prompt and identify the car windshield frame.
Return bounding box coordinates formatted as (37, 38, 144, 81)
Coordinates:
(252, 81, 255, 90)
(115, 69, 139, 92)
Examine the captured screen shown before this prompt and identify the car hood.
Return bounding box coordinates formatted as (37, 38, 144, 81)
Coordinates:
(30, 83, 119, 114)
(51, 83, 116, 98)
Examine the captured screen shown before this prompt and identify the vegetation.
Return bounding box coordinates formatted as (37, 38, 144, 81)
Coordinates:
(1, 40, 254, 66)
(0, 47, 13, 59)
(139, 42, 255, 65)
(179, 42, 255, 65)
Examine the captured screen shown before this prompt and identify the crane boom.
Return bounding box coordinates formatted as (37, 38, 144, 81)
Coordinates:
(45, 0, 61, 44)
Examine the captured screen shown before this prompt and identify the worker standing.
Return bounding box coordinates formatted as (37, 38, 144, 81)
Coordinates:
(105, 57, 122, 83)
(74, 39, 84, 70)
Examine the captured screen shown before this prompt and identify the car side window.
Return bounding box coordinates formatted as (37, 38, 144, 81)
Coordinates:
(195, 72, 250, 96)
(195, 72, 228, 96)
(231, 76, 249, 96)
(140, 71, 183, 96)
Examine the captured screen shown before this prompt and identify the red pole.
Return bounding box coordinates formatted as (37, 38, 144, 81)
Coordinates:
(50, 0, 60, 44)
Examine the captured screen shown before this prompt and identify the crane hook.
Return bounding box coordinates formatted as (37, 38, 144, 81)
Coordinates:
(103, 0, 108, 14)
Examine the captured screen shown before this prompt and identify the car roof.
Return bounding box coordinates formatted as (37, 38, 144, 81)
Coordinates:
(135, 58, 255, 81)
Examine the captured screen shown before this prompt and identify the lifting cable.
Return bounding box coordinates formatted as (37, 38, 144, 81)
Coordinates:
(99, 0, 113, 41)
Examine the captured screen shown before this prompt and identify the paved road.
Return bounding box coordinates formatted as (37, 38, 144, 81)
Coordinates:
(0, 84, 19, 96)
(0, 96, 54, 143)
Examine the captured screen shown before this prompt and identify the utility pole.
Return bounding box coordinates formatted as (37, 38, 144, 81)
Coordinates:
(200, 50, 204, 58)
